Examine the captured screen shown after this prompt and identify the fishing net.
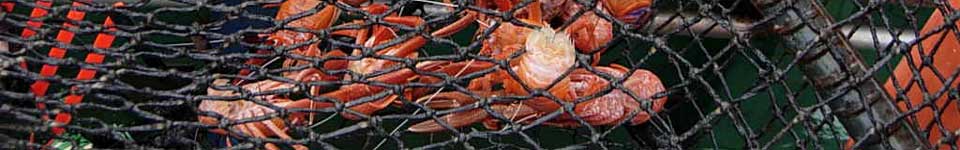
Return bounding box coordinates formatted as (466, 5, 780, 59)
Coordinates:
(0, 0, 958, 149)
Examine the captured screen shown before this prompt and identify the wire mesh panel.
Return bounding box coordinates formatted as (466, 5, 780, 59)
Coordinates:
(1, 0, 959, 149)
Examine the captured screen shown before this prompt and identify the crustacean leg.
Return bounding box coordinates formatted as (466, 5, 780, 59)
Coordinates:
(402, 60, 500, 100)
(280, 10, 478, 120)
(202, 68, 328, 150)
(408, 101, 540, 132)
(409, 26, 580, 132)
(205, 0, 343, 145)
(407, 65, 667, 132)
(236, 0, 343, 85)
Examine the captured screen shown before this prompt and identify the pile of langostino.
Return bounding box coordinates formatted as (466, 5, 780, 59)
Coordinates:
(198, 0, 664, 149)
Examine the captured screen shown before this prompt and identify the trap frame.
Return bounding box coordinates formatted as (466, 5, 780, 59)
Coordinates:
(0, 0, 958, 149)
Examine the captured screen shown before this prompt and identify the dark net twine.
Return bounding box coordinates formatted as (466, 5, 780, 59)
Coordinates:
(2, 0, 960, 149)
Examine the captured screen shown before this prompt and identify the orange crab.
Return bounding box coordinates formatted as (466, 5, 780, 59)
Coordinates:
(471, 0, 645, 65)
(407, 27, 666, 132)
(198, 1, 476, 149)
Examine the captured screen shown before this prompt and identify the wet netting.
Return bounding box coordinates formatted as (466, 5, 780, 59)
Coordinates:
(2, 0, 960, 149)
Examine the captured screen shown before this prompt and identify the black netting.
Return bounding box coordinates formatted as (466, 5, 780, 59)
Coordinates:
(1, 0, 959, 149)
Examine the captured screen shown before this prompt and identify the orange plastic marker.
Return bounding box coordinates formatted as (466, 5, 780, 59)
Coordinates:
(846, 1, 960, 149)
(1, 2, 12, 12)
(51, 17, 117, 135)
(30, 2, 85, 98)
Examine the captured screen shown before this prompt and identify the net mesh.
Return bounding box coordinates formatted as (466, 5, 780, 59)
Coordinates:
(0, 0, 958, 149)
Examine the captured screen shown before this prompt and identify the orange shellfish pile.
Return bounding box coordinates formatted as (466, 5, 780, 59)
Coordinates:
(196, 0, 662, 149)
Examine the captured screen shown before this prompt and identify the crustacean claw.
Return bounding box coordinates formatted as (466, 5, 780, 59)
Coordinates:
(565, 12, 613, 65)
(545, 67, 666, 127)
(601, 0, 653, 27)
(622, 69, 667, 124)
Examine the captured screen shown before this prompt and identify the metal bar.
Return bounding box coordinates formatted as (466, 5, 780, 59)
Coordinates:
(644, 11, 918, 50)
(842, 25, 917, 50)
(643, 11, 756, 39)
(751, 0, 923, 149)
